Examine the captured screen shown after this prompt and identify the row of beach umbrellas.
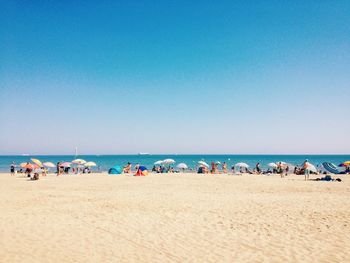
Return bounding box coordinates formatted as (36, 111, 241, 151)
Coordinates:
(20, 158, 97, 170)
(152, 160, 323, 173)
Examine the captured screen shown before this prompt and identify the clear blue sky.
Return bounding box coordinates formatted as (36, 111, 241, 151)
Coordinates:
(1, 1, 349, 154)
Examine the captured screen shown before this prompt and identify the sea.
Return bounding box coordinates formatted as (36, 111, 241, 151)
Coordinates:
(0, 154, 349, 172)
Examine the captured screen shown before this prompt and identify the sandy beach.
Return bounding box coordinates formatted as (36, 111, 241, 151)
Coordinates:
(0, 172, 349, 263)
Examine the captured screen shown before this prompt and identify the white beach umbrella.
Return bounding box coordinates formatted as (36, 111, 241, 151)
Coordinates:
(43, 162, 55, 168)
(154, 160, 163, 165)
(85, 161, 97, 167)
(215, 161, 221, 164)
(198, 161, 209, 168)
(177, 163, 188, 169)
(72, 159, 86, 165)
(268, 163, 277, 168)
(276, 161, 287, 166)
(235, 162, 249, 168)
(308, 164, 317, 173)
(60, 162, 71, 167)
(162, 159, 175, 165)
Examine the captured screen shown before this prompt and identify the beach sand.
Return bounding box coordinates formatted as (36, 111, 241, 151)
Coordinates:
(0, 172, 349, 263)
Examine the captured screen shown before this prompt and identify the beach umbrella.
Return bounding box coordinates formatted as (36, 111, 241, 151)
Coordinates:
(72, 159, 86, 165)
(276, 161, 287, 166)
(31, 158, 43, 167)
(235, 162, 249, 168)
(177, 163, 188, 169)
(162, 159, 175, 165)
(215, 161, 221, 164)
(308, 164, 317, 173)
(198, 161, 209, 168)
(268, 163, 277, 168)
(154, 160, 163, 165)
(43, 162, 55, 168)
(60, 162, 71, 167)
(339, 161, 350, 167)
(85, 161, 96, 167)
(21, 163, 37, 169)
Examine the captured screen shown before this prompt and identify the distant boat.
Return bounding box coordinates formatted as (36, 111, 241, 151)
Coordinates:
(21, 153, 30, 156)
(138, 152, 150, 155)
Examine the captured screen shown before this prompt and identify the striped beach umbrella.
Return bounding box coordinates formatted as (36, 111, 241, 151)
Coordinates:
(60, 162, 71, 167)
(31, 158, 43, 167)
(198, 161, 209, 168)
(344, 161, 350, 166)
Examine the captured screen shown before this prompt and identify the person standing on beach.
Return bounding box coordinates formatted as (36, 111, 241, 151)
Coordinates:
(277, 162, 284, 178)
(255, 163, 261, 174)
(10, 162, 16, 176)
(56, 162, 61, 176)
(211, 162, 218, 174)
(302, 159, 311, 181)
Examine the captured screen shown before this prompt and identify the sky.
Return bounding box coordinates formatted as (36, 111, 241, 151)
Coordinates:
(0, 1, 349, 155)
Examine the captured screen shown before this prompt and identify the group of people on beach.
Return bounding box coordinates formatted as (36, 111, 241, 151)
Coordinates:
(55, 162, 92, 175)
(196, 160, 316, 181)
(10, 162, 46, 180)
(151, 165, 176, 173)
(9, 161, 93, 180)
(9, 159, 348, 182)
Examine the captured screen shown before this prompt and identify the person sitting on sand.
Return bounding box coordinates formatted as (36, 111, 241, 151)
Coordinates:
(134, 163, 140, 172)
(222, 162, 227, 173)
(31, 171, 39, 180)
(231, 166, 235, 174)
(311, 175, 342, 182)
(123, 162, 132, 173)
(246, 168, 253, 174)
(345, 166, 350, 174)
(42, 167, 47, 176)
(197, 166, 204, 174)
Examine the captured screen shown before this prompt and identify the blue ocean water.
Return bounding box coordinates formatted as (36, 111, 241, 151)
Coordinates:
(0, 154, 349, 172)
